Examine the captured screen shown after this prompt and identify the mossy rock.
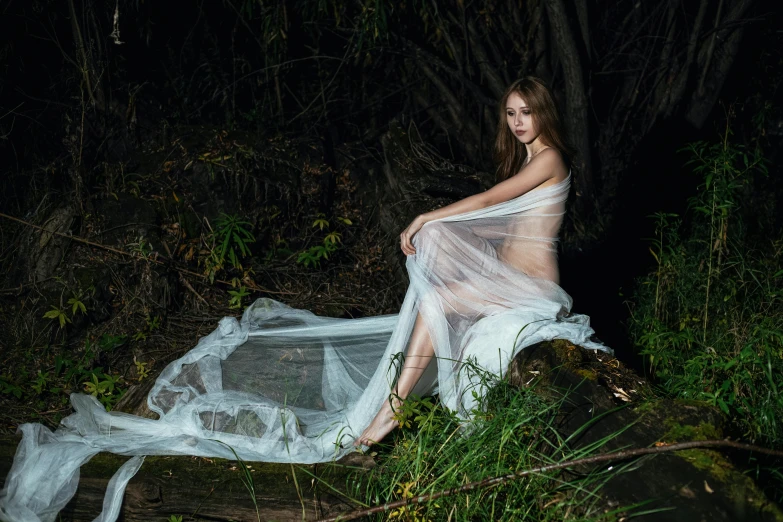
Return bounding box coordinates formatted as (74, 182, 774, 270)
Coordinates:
(506, 341, 783, 521)
(663, 420, 782, 521)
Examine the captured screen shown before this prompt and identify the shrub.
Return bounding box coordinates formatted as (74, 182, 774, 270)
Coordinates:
(628, 119, 782, 445)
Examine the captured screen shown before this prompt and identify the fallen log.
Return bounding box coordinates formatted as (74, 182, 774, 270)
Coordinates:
(0, 436, 371, 521)
(508, 340, 783, 522)
(2, 339, 781, 521)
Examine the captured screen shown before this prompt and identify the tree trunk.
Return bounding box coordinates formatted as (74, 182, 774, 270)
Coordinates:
(686, 0, 754, 128)
(0, 439, 369, 521)
(544, 0, 594, 207)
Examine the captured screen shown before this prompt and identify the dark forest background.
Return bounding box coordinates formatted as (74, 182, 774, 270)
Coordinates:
(3, 0, 780, 214)
(2, 0, 781, 352)
(0, 0, 782, 513)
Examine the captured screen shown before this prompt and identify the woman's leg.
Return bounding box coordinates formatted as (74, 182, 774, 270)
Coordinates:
(355, 312, 434, 446)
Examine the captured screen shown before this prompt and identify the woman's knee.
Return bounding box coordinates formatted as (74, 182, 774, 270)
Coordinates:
(414, 221, 448, 249)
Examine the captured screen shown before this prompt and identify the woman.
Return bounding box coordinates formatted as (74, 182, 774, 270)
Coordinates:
(0, 78, 608, 521)
(356, 76, 576, 446)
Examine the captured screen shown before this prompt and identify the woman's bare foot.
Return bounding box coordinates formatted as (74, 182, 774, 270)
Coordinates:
(354, 396, 402, 447)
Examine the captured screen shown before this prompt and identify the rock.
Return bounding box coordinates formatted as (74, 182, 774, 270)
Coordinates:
(508, 340, 783, 521)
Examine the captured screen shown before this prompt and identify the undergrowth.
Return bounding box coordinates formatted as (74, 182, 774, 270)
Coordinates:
(0, 333, 135, 413)
(628, 111, 783, 497)
(342, 373, 658, 521)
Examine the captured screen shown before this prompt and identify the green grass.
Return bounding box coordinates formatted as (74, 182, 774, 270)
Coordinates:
(627, 114, 783, 500)
(341, 373, 656, 521)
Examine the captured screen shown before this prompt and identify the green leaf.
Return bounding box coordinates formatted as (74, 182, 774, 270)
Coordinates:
(228, 249, 239, 268)
(220, 231, 231, 260)
(43, 309, 62, 319)
(68, 298, 87, 316)
(233, 232, 249, 256)
(313, 217, 329, 230)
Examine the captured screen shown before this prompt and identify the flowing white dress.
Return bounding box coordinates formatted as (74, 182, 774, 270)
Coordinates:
(0, 174, 610, 522)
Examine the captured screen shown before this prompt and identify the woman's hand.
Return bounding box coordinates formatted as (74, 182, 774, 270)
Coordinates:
(400, 215, 426, 255)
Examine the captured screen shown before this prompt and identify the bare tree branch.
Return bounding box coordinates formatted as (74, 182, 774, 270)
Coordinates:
(649, 0, 678, 120)
(430, 1, 464, 77)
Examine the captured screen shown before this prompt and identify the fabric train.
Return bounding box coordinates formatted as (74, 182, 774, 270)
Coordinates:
(0, 175, 610, 522)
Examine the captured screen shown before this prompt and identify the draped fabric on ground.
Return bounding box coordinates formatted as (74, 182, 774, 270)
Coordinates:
(0, 175, 610, 522)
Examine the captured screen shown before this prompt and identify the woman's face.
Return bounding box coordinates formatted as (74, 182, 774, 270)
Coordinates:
(506, 92, 538, 144)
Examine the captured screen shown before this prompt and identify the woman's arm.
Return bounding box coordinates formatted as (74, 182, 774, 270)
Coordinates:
(399, 149, 563, 255)
(422, 148, 562, 222)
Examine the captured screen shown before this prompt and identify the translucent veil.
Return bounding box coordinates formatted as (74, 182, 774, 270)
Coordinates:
(0, 174, 610, 522)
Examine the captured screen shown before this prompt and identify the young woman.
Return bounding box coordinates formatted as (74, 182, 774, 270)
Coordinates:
(356, 77, 577, 446)
(0, 77, 609, 522)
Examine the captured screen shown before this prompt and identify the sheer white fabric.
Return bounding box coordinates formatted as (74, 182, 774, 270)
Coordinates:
(0, 175, 610, 522)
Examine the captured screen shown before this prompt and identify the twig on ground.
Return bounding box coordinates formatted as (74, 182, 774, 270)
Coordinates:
(178, 272, 210, 308)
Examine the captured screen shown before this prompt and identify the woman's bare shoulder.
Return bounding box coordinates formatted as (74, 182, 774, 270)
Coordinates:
(529, 147, 568, 179)
(522, 147, 568, 174)
(510, 148, 567, 194)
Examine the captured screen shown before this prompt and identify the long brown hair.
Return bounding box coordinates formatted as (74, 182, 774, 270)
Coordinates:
(493, 77, 572, 182)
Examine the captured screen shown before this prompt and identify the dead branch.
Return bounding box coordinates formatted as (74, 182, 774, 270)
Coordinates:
(531, 0, 552, 79)
(316, 439, 783, 522)
(430, 7, 464, 77)
(178, 272, 211, 308)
